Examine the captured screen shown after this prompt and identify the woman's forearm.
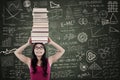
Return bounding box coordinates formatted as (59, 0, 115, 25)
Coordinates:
(14, 43, 30, 54)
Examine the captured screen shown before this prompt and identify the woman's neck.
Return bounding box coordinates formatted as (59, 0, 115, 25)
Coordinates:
(37, 56, 42, 66)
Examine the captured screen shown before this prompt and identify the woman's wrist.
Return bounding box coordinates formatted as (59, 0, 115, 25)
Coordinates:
(25, 42, 31, 46)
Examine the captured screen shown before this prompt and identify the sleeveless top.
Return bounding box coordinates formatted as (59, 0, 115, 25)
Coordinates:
(30, 59, 51, 80)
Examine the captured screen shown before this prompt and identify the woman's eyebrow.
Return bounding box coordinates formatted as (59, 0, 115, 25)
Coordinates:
(35, 46, 43, 47)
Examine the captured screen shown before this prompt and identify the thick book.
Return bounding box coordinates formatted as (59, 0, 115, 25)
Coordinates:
(31, 36, 48, 41)
(33, 8, 48, 12)
(33, 18, 48, 23)
(31, 40, 48, 44)
(32, 14, 48, 18)
(33, 23, 48, 27)
(31, 32, 49, 36)
(32, 27, 48, 32)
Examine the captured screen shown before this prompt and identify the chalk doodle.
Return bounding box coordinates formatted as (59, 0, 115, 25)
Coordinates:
(0, 48, 17, 55)
(78, 72, 90, 78)
(101, 19, 110, 26)
(2, 37, 12, 47)
(98, 47, 110, 59)
(65, 6, 74, 20)
(78, 18, 88, 25)
(76, 51, 85, 61)
(49, 9, 63, 20)
(99, 10, 108, 19)
(109, 26, 119, 33)
(107, 1, 118, 13)
(23, 0, 32, 12)
(89, 62, 102, 70)
(33, 0, 48, 8)
(86, 50, 97, 63)
(88, 39, 98, 49)
(77, 32, 88, 43)
(63, 33, 76, 40)
(79, 62, 88, 71)
(109, 13, 118, 24)
(23, 0, 31, 8)
(61, 20, 75, 27)
(91, 26, 108, 37)
(50, 1, 60, 8)
(2, 0, 22, 25)
(92, 70, 103, 78)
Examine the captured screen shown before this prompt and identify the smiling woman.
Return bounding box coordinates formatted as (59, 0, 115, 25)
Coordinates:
(14, 37, 65, 80)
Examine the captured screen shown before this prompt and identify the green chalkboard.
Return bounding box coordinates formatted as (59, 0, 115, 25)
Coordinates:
(0, 0, 120, 80)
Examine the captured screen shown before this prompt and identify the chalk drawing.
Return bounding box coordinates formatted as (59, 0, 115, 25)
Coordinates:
(3, 0, 22, 25)
(98, 47, 110, 59)
(109, 26, 119, 33)
(49, 9, 63, 20)
(76, 51, 85, 61)
(108, 1, 118, 13)
(50, 1, 60, 8)
(99, 10, 108, 19)
(91, 26, 108, 37)
(23, 0, 31, 7)
(61, 20, 75, 27)
(77, 32, 88, 43)
(86, 50, 97, 63)
(0, 48, 17, 55)
(23, 0, 32, 12)
(101, 19, 110, 26)
(79, 62, 88, 71)
(77, 72, 90, 78)
(92, 70, 102, 78)
(2, 37, 12, 47)
(88, 39, 98, 49)
(89, 62, 102, 70)
(109, 13, 118, 24)
(63, 33, 76, 40)
(78, 18, 88, 25)
(65, 6, 74, 20)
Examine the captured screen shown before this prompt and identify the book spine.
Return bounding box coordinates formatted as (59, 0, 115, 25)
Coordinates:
(33, 8, 48, 12)
(31, 36, 48, 40)
(31, 32, 49, 36)
(32, 40, 48, 44)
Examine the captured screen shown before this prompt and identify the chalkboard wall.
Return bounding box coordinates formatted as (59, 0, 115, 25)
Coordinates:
(0, 0, 120, 80)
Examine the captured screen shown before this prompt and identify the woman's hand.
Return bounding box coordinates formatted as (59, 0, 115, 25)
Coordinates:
(48, 37, 54, 45)
(26, 37, 32, 46)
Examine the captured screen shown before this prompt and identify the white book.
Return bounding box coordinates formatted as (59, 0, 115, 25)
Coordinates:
(33, 18, 48, 23)
(31, 36, 48, 40)
(32, 13, 47, 16)
(33, 14, 48, 18)
(33, 8, 48, 12)
(32, 27, 49, 32)
(33, 23, 48, 27)
(31, 40, 48, 44)
(33, 20, 48, 23)
(31, 32, 49, 36)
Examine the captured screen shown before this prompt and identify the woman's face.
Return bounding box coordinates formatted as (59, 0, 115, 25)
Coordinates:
(34, 44, 45, 57)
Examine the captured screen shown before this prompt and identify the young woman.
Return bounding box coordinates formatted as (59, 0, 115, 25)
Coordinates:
(14, 37, 65, 80)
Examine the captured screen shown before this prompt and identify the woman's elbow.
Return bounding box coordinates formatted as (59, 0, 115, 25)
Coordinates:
(62, 49, 65, 54)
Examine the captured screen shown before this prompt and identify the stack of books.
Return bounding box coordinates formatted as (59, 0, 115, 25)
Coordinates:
(31, 8, 49, 44)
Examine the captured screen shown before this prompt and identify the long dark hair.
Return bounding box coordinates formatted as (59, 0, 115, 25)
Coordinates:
(31, 43, 48, 77)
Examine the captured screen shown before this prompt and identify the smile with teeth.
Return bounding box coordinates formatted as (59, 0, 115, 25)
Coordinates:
(36, 52, 42, 54)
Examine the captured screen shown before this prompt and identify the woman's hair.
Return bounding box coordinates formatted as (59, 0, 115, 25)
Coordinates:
(31, 43, 48, 77)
